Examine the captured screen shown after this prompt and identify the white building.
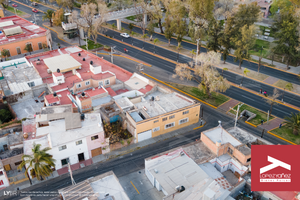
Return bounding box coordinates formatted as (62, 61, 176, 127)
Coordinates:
(23, 105, 109, 176)
(0, 160, 10, 189)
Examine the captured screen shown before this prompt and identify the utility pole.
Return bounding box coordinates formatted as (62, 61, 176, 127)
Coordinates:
(34, 14, 37, 24)
(234, 103, 244, 127)
(68, 163, 76, 185)
(111, 46, 116, 63)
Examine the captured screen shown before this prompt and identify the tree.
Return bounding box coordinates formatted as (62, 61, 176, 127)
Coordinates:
(220, 16, 235, 64)
(43, 10, 55, 27)
(153, 38, 159, 54)
(18, 143, 55, 182)
(52, 8, 64, 26)
(24, 44, 33, 55)
(257, 46, 264, 73)
(134, 0, 149, 35)
(207, 18, 224, 52)
(284, 112, 300, 135)
(265, 88, 280, 115)
(0, 108, 12, 123)
(188, 0, 215, 55)
(267, 43, 278, 65)
(270, 0, 293, 15)
(54, 0, 74, 11)
(282, 82, 293, 101)
(141, 34, 147, 49)
(240, 68, 250, 85)
(233, 24, 258, 69)
(214, 0, 235, 20)
(128, 23, 134, 33)
(1, 49, 10, 61)
(111, 0, 132, 10)
(173, 51, 230, 97)
(271, 10, 299, 69)
(0, 0, 9, 9)
(147, 20, 155, 41)
(163, 15, 174, 46)
(191, 49, 196, 64)
(149, 0, 164, 33)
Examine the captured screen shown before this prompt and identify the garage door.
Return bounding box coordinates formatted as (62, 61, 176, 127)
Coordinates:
(138, 130, 152, 142)
(91, 147, 102, 157)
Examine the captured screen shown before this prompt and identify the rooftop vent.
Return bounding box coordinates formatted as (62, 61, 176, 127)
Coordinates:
(175, 186, 185, 193)
(53, 92, 57, 97)
(82, 92, 85, 96)
(180, 151, 185, 156)
(2, 96, 6, 101)
(81, 113, 85, 120)
(37, 58, 40, 61)
(83, 58, 85, 61)
(78, 53, 81, 56)
(57, 68, 60, 73)
(154, 169, 158, 173)
(90, 60, 93, 65)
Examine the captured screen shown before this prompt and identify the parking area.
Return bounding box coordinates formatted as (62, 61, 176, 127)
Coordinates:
(118, 169, 165, 200)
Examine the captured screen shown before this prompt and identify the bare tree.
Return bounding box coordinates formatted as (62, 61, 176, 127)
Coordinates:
(173, 51, 230, 97)
(265, 88, 280, 115)
(134, 0, 150, 35)
(214, 0, 236, 20)
(111, 0, 132, 10)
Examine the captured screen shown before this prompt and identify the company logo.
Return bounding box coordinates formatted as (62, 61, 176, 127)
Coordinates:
(252, 145, 300, 191)
(3, 191, 18, 196)
(259, 156, 291, 182)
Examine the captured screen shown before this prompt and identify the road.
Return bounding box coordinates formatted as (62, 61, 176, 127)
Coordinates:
(108, 21, 300, 86)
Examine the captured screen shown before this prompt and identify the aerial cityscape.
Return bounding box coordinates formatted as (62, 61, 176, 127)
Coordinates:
(0, 0, 298, 199)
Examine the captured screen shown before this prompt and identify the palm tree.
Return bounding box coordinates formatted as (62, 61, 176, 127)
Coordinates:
(18, 143, 55, 182)
(240, 68, 250, 85)
(282, 82, 293, 102)
(153, 38, 159, 54)
(284, 112, 300, 135)
(42, 10, 54, 27)
(222, 68, 228, 76)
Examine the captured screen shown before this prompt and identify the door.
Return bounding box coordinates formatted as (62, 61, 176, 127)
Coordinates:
(38, 43, 42, 50)
(138, 130, 152, 142)
(16, 47, 21, 55)
(78, 153, 85, 162)
(4, 164, 11, 171)
(91, 147, 102, 157)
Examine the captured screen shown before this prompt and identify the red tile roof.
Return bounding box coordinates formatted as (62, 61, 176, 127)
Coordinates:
(53, 72, 63, 77)
(84, 87, 107, 97)
(45, 94, 59, 104)
(271, 191, 299, 200)
(105, 87, 117, 97)
(139, 85, 153, 94)
(0, 16, 48, 45)
(115, 89, 128, 95)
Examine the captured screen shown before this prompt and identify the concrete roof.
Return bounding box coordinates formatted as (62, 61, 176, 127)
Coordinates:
(237, 145, 251, 156)
(7, 131, 23, 146)
(124, 77, 148, 90)
(145, 148, 210, 195)
(0, 147, 23, 159)
(202, 127, 241, 147)
(36, 113, 104, 147)
(43, 54, 82, 73)
(23, 135, 49, 156)
(199, 162, 223, 180)
(115, 97, 134, 110)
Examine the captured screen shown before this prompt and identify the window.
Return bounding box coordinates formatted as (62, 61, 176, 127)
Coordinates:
(16, 47, 21, 55)
(228, 148, 233, 155)
(61, 158, 69, 166)
(59, 145, 67, 151)
(76, 140, 82, 145)
(179, 118, 189, 125)
(14, 161, 22, 166)
(91, 135, 99, 140)
(165, 122, 175, 129)
(247, 158, 251, 162)
(153, 127, 160, 132)
(105, 79, 110, 85)
(183, 110, 189, 115)
(169, 115, 175, 119)
(27, 81, 35, 87)
(154, 120, 159, 123)
(3, 144, 8, 151)
(0, 171, 3, 176)
(77, 83, 82, 88)
(38, 42, 43, 50)
(0, 180, 3, 185)
(162, 117, 167, 121)
(99, 81, 103, 86)
(85, 81, 90, 86)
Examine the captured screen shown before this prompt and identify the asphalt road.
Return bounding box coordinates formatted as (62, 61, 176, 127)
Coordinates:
(108, 21, 300, 85)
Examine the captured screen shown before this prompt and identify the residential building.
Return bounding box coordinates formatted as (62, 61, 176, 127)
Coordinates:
(58, 171, 129, 200)
(0, 15, 52, 57)
(22, 105, 109, 175)
(0, 160, 9, 189)
(0, 8, 4, 18)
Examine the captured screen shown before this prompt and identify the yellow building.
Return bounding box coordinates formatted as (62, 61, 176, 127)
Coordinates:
(115, 85, 201, 142)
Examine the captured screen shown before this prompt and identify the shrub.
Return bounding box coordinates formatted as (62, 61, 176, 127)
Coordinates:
(120, 140, 124, 145)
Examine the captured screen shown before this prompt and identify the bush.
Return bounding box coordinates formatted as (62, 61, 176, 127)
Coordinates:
(73, 2, 81, 8)
(0, 107, 13, 123)
(120, 140, 124, 145)
(107, 3, 111, 7)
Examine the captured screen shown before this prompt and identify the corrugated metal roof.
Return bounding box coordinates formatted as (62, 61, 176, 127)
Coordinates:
(3, 26, 23, 36)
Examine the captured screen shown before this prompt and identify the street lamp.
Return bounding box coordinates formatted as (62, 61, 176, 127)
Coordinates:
(234, 103, 244, 127)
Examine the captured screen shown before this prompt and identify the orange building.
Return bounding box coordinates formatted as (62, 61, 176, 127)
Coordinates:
(0, 15, 52, 57)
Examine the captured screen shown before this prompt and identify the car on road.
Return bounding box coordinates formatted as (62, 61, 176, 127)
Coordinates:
(31, 2, 38, 6)
(120, 33, 130, 38)
(12, 3, 17, 7)
(32, 8, 38, 13)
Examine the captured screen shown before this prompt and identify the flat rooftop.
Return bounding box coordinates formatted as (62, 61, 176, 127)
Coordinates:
(43, 54, 81, 73)
(0, 16, 48, 45)
(0, 147, 23, 159)
(202, 126, 242, 147)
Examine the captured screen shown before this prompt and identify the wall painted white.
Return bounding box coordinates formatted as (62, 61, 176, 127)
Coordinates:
(0, 169, 10, 188)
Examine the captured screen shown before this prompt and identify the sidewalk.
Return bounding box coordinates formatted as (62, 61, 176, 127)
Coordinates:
(1, 118, 205, 194)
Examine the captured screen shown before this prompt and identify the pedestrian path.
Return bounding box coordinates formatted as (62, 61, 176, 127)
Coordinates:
(258, 118, 284, 131)
(218, 99, 239, 113)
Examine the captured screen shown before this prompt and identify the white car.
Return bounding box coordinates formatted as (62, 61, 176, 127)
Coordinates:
(120, 33, 130, 38)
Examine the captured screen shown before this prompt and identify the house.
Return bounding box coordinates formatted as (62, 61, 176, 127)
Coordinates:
(58, 170, 129, 200)
(0, 15, 52, 57)
(22, 104, 109, 176)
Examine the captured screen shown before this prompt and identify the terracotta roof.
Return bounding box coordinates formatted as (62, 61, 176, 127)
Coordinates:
(139, 85, 153, 94)
(85, 87, 107, 97)
(53, 72, 63, 77)
(105, 87, 117, 97)
(45, 94, 60, 104)
(271, 191, 299, 200)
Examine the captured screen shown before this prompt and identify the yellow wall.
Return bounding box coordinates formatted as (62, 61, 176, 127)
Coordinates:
(135, 104, 201, 142)
(0, 9, 4, 18)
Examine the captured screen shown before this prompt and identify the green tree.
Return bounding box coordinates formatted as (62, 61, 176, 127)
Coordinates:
(169, 1, 187, 47)
(1, 49, 10, 61)
(240, 68, 250, 85)
(147, 21, 155, 41)
(141, 34, 147, 49)
(52, 8, 64, 26)
(24, 44, 33, 54)
(149, 0, 164, 33)
(220, 16, 235, 64)
(282, 82, 293, 102)
(128, 23, 134, 33)
(153, 38, 159, 54)
(0, 0, 8, 9)
(0, 108, 12, 123)
(270, 0, 293, 15)
(42, 10, 55, 27)
(284, 112, 300, 135)
(233, 24, 258, 69)
(163, 15, 174, 46)
(267, 43, 278, 65)
(264, 88, 280, 115)
(207, 18, 224, 52)
(271, 11, 299, 69)
(18, 143, 56, 181)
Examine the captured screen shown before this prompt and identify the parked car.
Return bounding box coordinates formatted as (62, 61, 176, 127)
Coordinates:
(120, 33, 130, 38)
(31, 2, 38, 6)
(32, 8, 38, 13)
(12, 3, 17, 7)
